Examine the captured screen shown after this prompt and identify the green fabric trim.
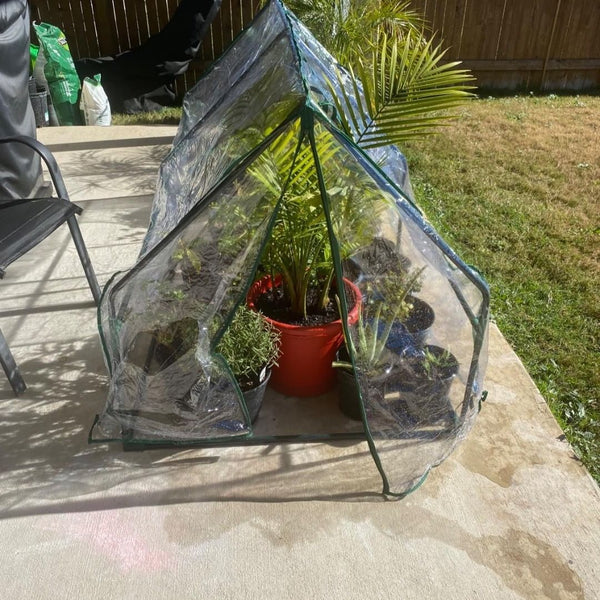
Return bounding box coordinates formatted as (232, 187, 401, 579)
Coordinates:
(306, 111, 393, 496)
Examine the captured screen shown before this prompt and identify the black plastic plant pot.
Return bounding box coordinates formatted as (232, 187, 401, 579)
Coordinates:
(342, 257, 364, 286)
(342, 254, 412, 287)
(335, 346, 362, 421)
(337, 367, 363, 421)
(395, 345, 459, 423)
(241, 369, 271, 423)
(385, 296, 435, 355)
(126, 327, 194, 375)
(403, 296, 435, 346)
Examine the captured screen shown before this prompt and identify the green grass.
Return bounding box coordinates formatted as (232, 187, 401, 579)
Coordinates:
(112, 96, 600, 482)
(111, 107, 182, 125)
(403, 95, 600, 482)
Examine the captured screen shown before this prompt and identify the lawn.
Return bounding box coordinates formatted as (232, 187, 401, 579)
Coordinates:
(114, 95, 599, 482)
(403, 95, 600, 483)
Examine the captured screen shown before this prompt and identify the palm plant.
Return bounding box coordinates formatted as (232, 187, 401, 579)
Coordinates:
(263, 187, 331, 318)
(253, 123, 385, 320)
(285, 0, 475, 146)
(249, 0, 472, 321)
(286, 0, 424, 63)
(251, 124, 331, 318)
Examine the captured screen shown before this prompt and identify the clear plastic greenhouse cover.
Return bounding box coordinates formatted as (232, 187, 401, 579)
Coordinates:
(93, 0, 490, 497)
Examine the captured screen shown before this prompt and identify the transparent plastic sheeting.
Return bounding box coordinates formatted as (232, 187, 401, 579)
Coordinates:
(94, 0, 489, 497)
(143, 0, 412, 256)
(286, 10, 414, 199)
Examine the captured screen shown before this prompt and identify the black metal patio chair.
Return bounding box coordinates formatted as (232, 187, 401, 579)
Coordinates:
(0, 135, 101, 395)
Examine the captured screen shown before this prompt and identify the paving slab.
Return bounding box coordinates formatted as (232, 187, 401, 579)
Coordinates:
(0, 126, 598, 600)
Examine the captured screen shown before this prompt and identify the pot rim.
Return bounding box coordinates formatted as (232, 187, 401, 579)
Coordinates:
(247, 274, 362, 333)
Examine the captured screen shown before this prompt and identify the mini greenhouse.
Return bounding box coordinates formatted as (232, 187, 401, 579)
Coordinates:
(92, 0, 490, 497)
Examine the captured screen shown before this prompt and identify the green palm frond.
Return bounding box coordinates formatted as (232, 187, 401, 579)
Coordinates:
(329, 30, 475, 148)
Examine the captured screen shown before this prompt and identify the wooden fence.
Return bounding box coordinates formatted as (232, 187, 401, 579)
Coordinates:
(411, 0, 600, 90)
(30, 0, 600, 93)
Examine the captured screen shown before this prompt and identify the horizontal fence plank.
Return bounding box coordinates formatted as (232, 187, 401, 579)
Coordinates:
(461, 59, 600, 72)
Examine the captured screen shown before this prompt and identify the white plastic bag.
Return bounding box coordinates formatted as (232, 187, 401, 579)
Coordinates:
(80, 74, 111, 126)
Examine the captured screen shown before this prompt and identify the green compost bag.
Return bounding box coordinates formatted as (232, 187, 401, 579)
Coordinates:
(30, 44, 39, 73)
(33, 22, 81, 125)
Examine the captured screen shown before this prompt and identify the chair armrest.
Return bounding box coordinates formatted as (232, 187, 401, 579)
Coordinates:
(0, 136, 70, 201)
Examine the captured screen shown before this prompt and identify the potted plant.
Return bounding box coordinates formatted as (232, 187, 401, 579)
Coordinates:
(170, 234, 241, 305)
(384, 294, 435, 352)
(395, 344, 459, 424)
(342, 238, 434, 349)
(333, 310, 396, 420)
(332, 265, 425, 419)
(216, 304, 281, 422)
(124, 285, 203, 375)
(243, 0, 474, 402)
(247, 235, 362, 397)
(246, 129, 368, 397)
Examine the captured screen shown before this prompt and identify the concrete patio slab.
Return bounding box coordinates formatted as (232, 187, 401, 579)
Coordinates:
(0, 125, 598, 599)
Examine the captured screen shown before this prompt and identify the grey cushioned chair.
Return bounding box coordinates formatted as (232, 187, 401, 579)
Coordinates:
(0, 135, 101, 395)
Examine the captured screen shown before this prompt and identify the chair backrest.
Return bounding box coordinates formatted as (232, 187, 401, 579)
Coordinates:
(0, 136, 100, 303)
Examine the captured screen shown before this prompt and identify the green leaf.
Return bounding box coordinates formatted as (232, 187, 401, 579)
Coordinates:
(332, 28, 475, 148)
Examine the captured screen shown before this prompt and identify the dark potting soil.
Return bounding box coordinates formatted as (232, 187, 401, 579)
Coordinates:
(404, 296, 435, 333)
(348, 238, 411, 280)
(236, 368, 267, 392)
(255, 284, 342, 326)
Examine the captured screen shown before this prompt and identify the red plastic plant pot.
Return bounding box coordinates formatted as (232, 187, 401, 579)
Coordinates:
(247, 275, 361, 397)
